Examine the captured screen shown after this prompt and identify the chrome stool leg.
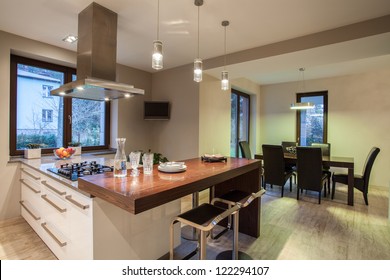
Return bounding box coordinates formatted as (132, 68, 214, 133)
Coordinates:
(181, 192, 199, 241)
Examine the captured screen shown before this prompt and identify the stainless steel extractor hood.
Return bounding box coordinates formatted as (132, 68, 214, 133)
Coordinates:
(50, 2, 144, 101)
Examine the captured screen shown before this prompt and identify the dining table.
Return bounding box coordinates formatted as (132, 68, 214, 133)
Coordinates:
(255, 153, 355, 206)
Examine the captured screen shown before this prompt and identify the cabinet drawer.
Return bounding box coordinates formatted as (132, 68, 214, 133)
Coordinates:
(40, 221, 68, 260)
(20, 200, 42, 235)
(41, 178, 67, 199)
(21, 166, 41, 182)
(40, 193, 69, 236)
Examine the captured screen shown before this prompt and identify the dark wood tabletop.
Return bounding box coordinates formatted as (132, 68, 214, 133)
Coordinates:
(78, 157, 261, 214)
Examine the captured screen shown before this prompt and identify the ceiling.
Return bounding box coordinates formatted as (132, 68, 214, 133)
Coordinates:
(1, 0, 390, 85)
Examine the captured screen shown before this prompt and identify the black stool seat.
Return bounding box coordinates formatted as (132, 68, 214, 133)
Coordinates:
(178, 203, 226, 226)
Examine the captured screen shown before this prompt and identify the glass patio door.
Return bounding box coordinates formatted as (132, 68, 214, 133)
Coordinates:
(230, 89, 250, 157)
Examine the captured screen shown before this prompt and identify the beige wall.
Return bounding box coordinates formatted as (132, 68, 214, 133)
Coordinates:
(0, 31, 151, 220)
(260, 69, 390, 188)
(199, 74, 261, 157)
(150, 64, 199, 161)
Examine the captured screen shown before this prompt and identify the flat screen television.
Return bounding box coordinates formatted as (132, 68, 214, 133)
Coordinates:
(144, 101, 170, 120)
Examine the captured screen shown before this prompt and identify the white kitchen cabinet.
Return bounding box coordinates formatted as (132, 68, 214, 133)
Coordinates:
(20, 164, 93, 260)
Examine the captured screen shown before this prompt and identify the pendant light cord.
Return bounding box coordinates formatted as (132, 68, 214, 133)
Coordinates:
(224, 25, 227, 70)
(157, 0, 160, 40)
(197, 6, 200, 58)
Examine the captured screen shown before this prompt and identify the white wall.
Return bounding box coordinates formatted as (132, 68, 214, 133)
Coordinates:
(260, 69, 390, 188)
(199, 74, 261, 157)
(0, 31, 151, 220)
(150, 64, 199, 161)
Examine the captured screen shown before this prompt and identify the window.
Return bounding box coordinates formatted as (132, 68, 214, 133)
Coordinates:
(230, 89, 250, 157)
(10, 55, 110, 155)
(42, 85, 53, 98)
(296, 91, 328, 146)
(42, 109, 53, 122)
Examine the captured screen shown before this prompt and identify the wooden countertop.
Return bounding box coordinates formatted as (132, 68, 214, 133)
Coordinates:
(78, 157, 260, 214)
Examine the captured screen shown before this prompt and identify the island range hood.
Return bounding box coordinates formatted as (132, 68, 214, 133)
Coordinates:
(50, 2, 144, 101)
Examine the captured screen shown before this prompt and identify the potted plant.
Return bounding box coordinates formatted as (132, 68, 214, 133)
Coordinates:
(68, 142, 82, 156)
(24, 143, 42, 159)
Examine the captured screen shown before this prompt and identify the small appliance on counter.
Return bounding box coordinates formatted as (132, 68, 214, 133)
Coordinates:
(47, 161, 113, 181)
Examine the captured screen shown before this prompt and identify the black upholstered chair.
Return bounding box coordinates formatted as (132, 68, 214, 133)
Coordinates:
(262, 144, 294, 197)
(296, 146, 329, 204)
(311, 142, 332, 192)
(281, 141, 298, 183)
(239, 141, 264, 187)
(239, 141, 252, 159)
(332, 147, 380, 205)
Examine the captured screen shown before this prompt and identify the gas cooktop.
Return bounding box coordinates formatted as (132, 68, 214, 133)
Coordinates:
(47, 161, 113, 181)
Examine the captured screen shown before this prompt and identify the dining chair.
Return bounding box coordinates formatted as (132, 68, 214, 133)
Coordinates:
(239, 141, 264, 187)
(239, 141, 252, 159)
(311, 142, 331, 193)
(262, 144, 294, 197)
(296, 146, 329, 204)
(332, 147, 380, 205)
(281, 141, 298, 183)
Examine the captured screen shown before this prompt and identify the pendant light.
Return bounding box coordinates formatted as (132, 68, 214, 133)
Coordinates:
(221, 20, 230, 90)
(193, 0, 203, 82)
(290, 68, 314, 110)
(152, 0, 163, 70)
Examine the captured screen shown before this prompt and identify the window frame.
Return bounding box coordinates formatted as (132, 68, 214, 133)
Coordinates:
(295, 91, 328, 145)
(10, 55, 110, 156)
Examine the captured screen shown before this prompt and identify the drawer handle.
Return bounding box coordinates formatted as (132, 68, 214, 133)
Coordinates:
(20, 179, 41, 194)
(41, 194, 67, 213)
(21, 168, 41, 180)
(65, 195, 90, 210)
(19, 200, 41, 221)
(41, 180, 66, 196)
(41, 222, 67, 247)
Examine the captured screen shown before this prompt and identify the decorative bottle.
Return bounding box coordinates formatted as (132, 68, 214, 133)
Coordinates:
(114, 138, 127, 177)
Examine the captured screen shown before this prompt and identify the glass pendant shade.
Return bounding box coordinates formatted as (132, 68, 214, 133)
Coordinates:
(152, 40, 163, 70)
(221, 71, 229, 90)
(194, 58, 203, 82)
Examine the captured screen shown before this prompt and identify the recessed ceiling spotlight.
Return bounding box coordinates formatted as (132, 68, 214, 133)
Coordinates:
(62, 35, 78, 43)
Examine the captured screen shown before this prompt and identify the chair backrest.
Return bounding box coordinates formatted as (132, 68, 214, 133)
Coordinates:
(296, 146, 324, 191)
(262, 144, 286, 186)
(311, 143, 331, 156)
(281, 141, 297, 154)
(362, 147, 380, 189)
(239, 141, 252, 159)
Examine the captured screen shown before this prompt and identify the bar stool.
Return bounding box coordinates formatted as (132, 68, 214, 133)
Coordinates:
(170, 202, 241, 260)
(212, 188, 266, 260)
(180, 191, 200, 241)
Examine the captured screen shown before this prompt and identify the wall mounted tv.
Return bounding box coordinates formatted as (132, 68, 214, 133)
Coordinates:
(144, 101, 170, 120)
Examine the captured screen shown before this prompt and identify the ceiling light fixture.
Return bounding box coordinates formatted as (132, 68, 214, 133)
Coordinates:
(290, 67, 314, 110)
(152, 0, 163, 70)
(221, 20, 230, 91)
(62, 35, 78, 43)
(290, 102, 315, 110)
(193, 0, 203, 83)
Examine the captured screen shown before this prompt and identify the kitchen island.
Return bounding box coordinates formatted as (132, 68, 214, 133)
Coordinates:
(78, 157, 262, 259)
(16, 156, 261, 259)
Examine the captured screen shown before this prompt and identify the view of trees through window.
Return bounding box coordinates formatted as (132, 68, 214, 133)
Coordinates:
(297, 92, 328, 146)
(11, 55, 108, 155)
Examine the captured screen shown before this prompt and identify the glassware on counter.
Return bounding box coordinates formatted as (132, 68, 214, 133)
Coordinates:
(129, 151, 141, 176)
(114, 138, 127, 177)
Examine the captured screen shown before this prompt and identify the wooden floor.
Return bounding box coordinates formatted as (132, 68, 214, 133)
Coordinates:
(1, 183, 390, 260)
